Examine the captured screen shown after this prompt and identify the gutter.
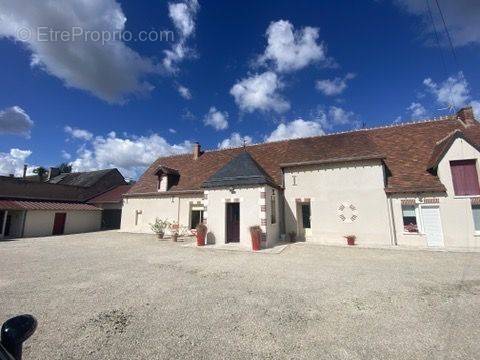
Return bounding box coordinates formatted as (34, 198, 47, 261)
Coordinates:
(280, 155, 386, 168)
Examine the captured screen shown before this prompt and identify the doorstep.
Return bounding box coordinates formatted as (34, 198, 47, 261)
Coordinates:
(181, 241, 290, 254)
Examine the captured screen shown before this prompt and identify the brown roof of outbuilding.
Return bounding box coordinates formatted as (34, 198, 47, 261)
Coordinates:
(127, 109, 480, 196)
(0, 200, 100, 211)
(88, 185, 132, 204)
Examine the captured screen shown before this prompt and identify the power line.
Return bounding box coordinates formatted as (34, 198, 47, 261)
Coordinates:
(425, 0, 448, 79)
(434, 0, 461, 72)
(425, 0, 456, 112)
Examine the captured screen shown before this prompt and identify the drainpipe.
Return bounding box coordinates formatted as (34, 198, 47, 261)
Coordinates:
(177, 197, 181, 225)
(387, 197, 398, 246)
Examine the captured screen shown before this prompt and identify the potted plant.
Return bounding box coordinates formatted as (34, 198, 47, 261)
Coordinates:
(249, 226, 262, 251)
(344, 235, 356, 246)
(150, 218, 169, 239)
(169, 222, 188, 242)
(288, 231, 296, 243)
(196, 223, 207, 246)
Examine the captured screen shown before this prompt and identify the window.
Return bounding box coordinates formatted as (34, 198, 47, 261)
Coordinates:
(450, 160, 480, 196)
(270, 194, 276, 224)
(402, 205, 418, 233)
(472, 205, 480, 232)
(190, 210, 204, 229)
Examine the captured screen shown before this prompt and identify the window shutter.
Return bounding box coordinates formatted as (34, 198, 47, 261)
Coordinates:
(464, 161, 480, 195)
(450, 160, 480, 196)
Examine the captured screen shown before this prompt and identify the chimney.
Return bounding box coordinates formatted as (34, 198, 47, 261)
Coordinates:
(193, 142, 201, 160)
(457, 107, 476, 127)
(47, 167, 61, 181)
(23, 164, 28, 178)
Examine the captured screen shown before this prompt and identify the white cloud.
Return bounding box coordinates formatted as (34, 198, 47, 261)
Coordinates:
(310, 106, 359, 130)
(169, 128, 177, 134)
(265, 119, 325, 142)
(203, 107, 229, 131)
(395, 0, 480, 47)
(230, 71, 290, 113)
(315, 73, 355, 96)
(471, 101, 480, 119)
(0, 148, 32, 176)
(406, 102, 427, 119)
(0, 106, 34, 137)
(70, 131, 192, 179)
(64, 126, 93, 141)
(176, 84, 192, 99)
(328, 106, 357, 126)
(163, 0, 199, 73)
(61, 150, 72, 160)
(218, 133, 252, 149)
(423, 72, 480, 115)
(0, 0, 157, 103)
(257, 20, 327, 73)
(423, 72, 470, 109)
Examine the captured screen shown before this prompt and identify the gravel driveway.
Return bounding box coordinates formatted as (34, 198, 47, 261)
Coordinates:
(1, 231, 479, 359)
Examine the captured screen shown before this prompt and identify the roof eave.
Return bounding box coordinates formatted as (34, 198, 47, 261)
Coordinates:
(280, 155, 386, 168)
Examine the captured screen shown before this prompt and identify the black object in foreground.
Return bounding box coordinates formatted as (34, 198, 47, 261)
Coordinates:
(0, 315, 37, 360)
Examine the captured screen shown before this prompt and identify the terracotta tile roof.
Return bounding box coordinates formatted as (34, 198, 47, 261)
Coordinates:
(426, 129, 480, 170)
(88, 185, 132, 204)
(0, 200, 100, 211)
(128, 110, 480, 196)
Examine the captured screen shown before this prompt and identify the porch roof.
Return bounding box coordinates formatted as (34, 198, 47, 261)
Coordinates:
(202, 151, 278, 189)
(0, 200, 100, 211)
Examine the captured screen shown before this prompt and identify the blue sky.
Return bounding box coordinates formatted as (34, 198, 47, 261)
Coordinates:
(0, 0, 479, 179)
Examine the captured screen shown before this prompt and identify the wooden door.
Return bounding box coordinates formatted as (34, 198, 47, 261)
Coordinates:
(226, 203, 240, 243)
(52, 213, 66, 235)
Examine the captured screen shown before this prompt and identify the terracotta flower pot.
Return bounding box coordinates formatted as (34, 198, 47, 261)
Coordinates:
(345, 236, 356, 246)
(196, 233, 205, 246)
(250, 226, 262, 251)
(157, 232, 164, 240)
(172, 234, 178, 242)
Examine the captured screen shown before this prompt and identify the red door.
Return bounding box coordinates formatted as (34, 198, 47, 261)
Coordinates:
(226, 203, 240, 243)
(52, 213, 66, 235)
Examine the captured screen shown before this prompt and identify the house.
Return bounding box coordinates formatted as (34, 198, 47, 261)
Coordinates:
(121, 107, 480, 250)
(0, 168, 127, 239)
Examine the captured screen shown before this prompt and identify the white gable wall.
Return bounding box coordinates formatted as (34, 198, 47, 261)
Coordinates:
(392, 138, 480, 249)
(283, 160, 392, 245)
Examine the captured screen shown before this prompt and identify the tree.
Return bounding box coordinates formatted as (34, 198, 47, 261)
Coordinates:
(33, 166, 47, 180)
(58, 162, 72, 173)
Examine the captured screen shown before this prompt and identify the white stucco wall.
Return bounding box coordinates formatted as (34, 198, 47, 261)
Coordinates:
(283, 160, 392, 246)
(205, 186, 266, 248)
(120, 195, 203, 234)
(391, 138, 480, 249)
(23, 210, 101, 238)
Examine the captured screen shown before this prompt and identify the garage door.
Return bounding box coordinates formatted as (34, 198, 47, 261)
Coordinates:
(420, 206, 444, 247)
(101, 210, 122, 229)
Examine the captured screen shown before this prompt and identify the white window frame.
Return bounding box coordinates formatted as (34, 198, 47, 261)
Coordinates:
(401, 204, 423, 235)
(471, 204, 480, 235)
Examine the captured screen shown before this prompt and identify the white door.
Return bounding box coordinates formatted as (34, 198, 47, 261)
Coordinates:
(420, 206, 444, 247)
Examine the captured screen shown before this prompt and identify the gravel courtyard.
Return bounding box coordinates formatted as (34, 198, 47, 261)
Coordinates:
(1, 232, 479, 360)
